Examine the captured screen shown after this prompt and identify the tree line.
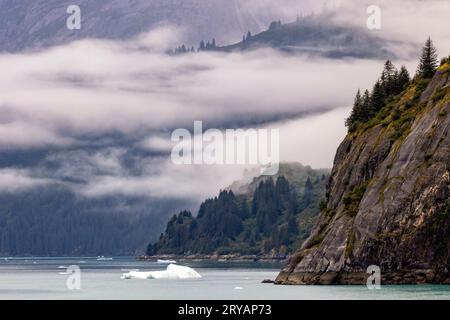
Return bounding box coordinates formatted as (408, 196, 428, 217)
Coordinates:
(147, 174, 327, 256)
(346, 37, 442, 132)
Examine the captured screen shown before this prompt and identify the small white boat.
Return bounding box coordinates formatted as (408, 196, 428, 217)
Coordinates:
(96, 256, 113, 261)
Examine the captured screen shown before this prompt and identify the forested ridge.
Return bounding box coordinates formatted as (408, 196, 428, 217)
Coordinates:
(148, 164, 329, 257)
(0, 185, 186, 256)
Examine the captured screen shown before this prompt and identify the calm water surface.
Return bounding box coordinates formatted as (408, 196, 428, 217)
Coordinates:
(0, 257, 449, 300)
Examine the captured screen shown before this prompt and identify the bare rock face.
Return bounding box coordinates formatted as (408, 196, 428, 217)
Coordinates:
(276, 64, 450, 285)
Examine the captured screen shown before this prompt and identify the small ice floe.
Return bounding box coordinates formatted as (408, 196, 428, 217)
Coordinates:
(157, 259, 177, 264)
(234, 287, 244, 290)
(97, 256, 113, 261)
(121, 264, 201, 280)
(121, 268, 140, 272)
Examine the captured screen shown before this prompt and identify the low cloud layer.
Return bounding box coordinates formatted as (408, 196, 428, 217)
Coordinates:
(0, 169, 50, 192)
(0, 28, 385, 150)
(0, 0, 448, 200)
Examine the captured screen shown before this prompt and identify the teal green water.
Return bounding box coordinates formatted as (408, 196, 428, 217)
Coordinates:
(0, 257, 449, 300)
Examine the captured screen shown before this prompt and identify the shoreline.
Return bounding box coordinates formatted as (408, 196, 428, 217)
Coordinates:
(136, 254, 288, 263)
(275, 271, 450, 285)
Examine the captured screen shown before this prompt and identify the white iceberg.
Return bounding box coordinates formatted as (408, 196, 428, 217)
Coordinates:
(157, 259, 177, 264)
(121, 264, 201, 280)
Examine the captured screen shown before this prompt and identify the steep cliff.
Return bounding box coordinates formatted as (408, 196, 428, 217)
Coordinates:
(276, 62, 450, 284)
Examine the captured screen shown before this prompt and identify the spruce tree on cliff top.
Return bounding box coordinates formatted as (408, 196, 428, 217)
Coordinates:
(417, 37, 438, 78)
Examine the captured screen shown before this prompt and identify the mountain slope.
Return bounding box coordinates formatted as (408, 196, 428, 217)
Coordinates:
(276, 62, 450, 284)
(194, 13, 406, 59)
(0, 184, 193, 256)
(0, 142, 198, 256)
(147, 163, 330, 258)
(0, 0, 292, 52)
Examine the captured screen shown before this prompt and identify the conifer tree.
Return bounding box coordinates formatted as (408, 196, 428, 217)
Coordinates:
(199, 40, 205, 51)
(300, 177, 314, 210)
(345, 89, 363, 129)
(361, 90, 371, 121)
(287, 213, 298, 235)
(395, 65, 410, 93)
(370, 80, 385, 114)
(380, 60, 397, 96)
(417, 37, 438, 78)
(381, 60, 396, 82)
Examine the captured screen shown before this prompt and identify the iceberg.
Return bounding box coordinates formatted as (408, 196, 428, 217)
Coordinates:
(121, 264, 201, 280)
(157, 259, 177, 264)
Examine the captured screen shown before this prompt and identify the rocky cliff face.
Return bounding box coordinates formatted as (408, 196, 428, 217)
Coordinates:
(276, 63, 450, 284)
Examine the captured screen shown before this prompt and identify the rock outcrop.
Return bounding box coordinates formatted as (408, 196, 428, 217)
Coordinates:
(276, 63, 450, 284)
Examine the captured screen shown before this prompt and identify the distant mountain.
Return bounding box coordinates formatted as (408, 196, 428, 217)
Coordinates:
(232, 162, 330, 196)
(0, 184, 194, 256)
(1, 1, 410, 60)
(0, 145, 197, 256)
(190, 14, 406, 59)
(0, 0, 293, 52)
(147, 163, 330, 257)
